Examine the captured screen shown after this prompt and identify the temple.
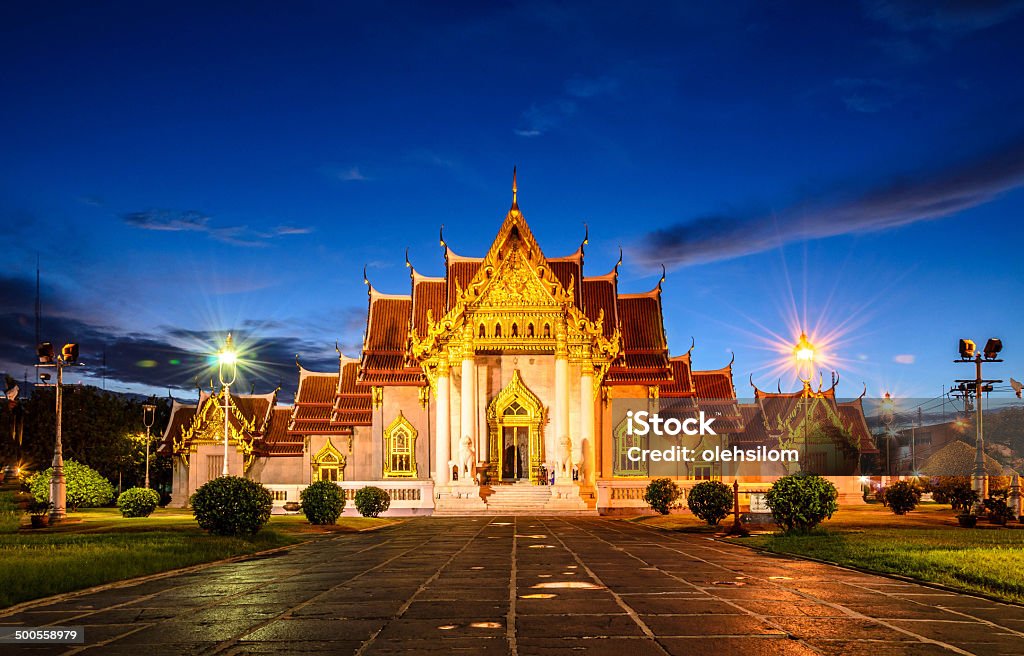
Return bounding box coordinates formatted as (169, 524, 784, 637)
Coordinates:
(159, 173, 873, 513)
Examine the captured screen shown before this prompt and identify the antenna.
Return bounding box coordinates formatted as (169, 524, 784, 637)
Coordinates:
(35, 253, 40, 347)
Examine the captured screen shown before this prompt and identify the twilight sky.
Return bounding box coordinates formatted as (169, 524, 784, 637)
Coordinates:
(2, 1, 1024, 403)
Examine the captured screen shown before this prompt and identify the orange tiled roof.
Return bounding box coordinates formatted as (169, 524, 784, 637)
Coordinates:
(156, 401, 196, 454)
(334, 361, 373, 426)
(411, 275, 446, 337)
(581, 275, 618, 338)
(607, 291, 671, 384)
(289, 368, 342, 435)
(259, 407, 303, 456)
(360, 291, 422, 385)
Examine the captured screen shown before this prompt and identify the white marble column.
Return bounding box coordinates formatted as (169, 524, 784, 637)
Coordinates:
(434, 359, 451, 487)
(554, 327, 570, 478)
(461, 347, 476, 469)
(580, 359, 595, 485)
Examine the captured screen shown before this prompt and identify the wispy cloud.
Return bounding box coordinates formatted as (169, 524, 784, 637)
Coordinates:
(515, 75, 619, 137)
(637, 135, 1024, 267)
(834, 77, 903, 113)
(338, 166, 369, 181)
(122, 210, 311, 247)
(893, 354, 916, 364)
(863, 0, 1024, 35)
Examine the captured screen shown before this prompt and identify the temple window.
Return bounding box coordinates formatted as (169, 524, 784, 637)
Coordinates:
(495, 323, 502, 338)
(479, 323, 486, 338)
(312, 439, 346, 483)
(511, 322, 519, 337)
(384, 413, 417, 478)
(527, 323, 535, 337)
(613, 418, 647, 478)
(543, 323, 551, 338)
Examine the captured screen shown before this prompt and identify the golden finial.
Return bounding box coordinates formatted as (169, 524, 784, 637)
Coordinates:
(511, 166, 518, 209)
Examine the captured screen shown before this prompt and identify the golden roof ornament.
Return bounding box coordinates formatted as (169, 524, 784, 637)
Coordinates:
(511, 166, 518, 210)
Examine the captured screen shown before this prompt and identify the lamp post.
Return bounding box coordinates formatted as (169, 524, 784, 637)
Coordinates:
(880, 392, 894, 481)
(218, 334, 238, 477)
(954, 338, 1002, 509)
(142, 401, 156, 488)
(794, 332, 815, 472)
(34, 342, 82, 522)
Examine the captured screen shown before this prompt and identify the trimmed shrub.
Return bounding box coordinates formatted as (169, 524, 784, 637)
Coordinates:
(354, 486, 391, 518)
(884, 481, 921, 515)
(932, 477, 977, 511)
(984, 489, 1016, 525)
(191, 476, 272, 535)
(300, 480, 346, 524)
(117, 487, 160, 518)
(27, 460, 115, 510)
(687, 480, 733, 525)
(644, 478, 682, 515)
(765, 473, 838, 533)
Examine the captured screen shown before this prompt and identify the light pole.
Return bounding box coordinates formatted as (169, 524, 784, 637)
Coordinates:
(34, 342, 82, 522)
(794, 332, 815, 471)
(218, 334, 238, 477)
(142, 401, 156, 488)
(880, 392, 894, 481)
(954, 338, 1002, 508)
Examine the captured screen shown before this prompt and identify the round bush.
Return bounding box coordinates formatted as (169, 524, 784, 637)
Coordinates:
(117, 487, 160, 518)
(27, 460, 115, 510)
(687, 480, 733, 525)
(644, 478, 682, 515)
(884, 481, 922, 515)
(354, 486, 391, 517)
(300, 480, 345, 524)
(765, 473, 838, 533)
(191, 476, 272, 535)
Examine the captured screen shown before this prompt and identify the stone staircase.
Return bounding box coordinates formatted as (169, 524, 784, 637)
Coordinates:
(484, 482, 553, 512)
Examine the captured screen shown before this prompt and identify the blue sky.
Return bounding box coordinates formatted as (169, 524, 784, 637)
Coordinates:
(2, 1, 1023, 402)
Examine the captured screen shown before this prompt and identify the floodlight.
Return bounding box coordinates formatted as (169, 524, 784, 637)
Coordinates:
(61, 343, 79, 363)
(37, 342, 54, 364)
(39, 372, 51, 382)
(958, 339, 976, 359)
(983, 338, 1002, 360)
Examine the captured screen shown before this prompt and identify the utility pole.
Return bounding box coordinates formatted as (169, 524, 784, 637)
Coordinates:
(954, 338, 1002, 509)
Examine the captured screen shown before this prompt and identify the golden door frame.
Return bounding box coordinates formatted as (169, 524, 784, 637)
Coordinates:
(486, 370, 545, 484)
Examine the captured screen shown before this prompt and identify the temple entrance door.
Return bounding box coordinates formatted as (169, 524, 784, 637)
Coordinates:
(501, 426, 529, 480)
(487, 370, 545, 484)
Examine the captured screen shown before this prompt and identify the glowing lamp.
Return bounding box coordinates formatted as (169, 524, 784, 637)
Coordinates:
(983, 338, 1002, 360)
(794, 332, 814, 363)
(958, 339, 976, 359)
(37, 342, 54, 364)
(61, 343, 79, 363)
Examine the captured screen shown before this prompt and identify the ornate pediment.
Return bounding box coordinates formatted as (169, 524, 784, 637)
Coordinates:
(472, 248, 563, 308)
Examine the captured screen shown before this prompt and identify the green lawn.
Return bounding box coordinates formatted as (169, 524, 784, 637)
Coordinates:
(731, 504, 1024, 604)
(0, 506, 400, 609)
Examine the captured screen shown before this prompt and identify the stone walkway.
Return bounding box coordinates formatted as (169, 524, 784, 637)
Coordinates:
(2, 517, 1023, 655)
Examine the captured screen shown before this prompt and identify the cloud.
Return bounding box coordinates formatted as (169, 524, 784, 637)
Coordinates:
(893, 354, 916, 364)
(565, 75, 619, 98)
(0, 275, 344, 398)
(515, 75, 618, 137)
(637, 134, 1024, 267)
(122, 210, 311, 247)
(339, 166, 369, 181)
(834, 78, 902, 113)
(863, 0, 1024, 34)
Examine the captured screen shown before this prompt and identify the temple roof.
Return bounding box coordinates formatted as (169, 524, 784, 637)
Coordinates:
(606, 289, 671, 384)
(359, 287, 422, 385)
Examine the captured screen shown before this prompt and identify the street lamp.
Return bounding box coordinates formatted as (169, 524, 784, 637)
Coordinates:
(34, 341, 82, 522)
(142, 401, 156, 489)
(954, 337, 1003, 508)
(794, 332, 815, 471)
(218, 334, 238, 477)
(880, 392, 895, 480)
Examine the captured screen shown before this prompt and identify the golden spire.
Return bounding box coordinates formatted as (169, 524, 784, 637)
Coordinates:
(511, 166, 518, 210)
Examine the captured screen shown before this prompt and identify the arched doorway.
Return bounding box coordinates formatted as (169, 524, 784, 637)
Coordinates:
(487, 370, 545, 483)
